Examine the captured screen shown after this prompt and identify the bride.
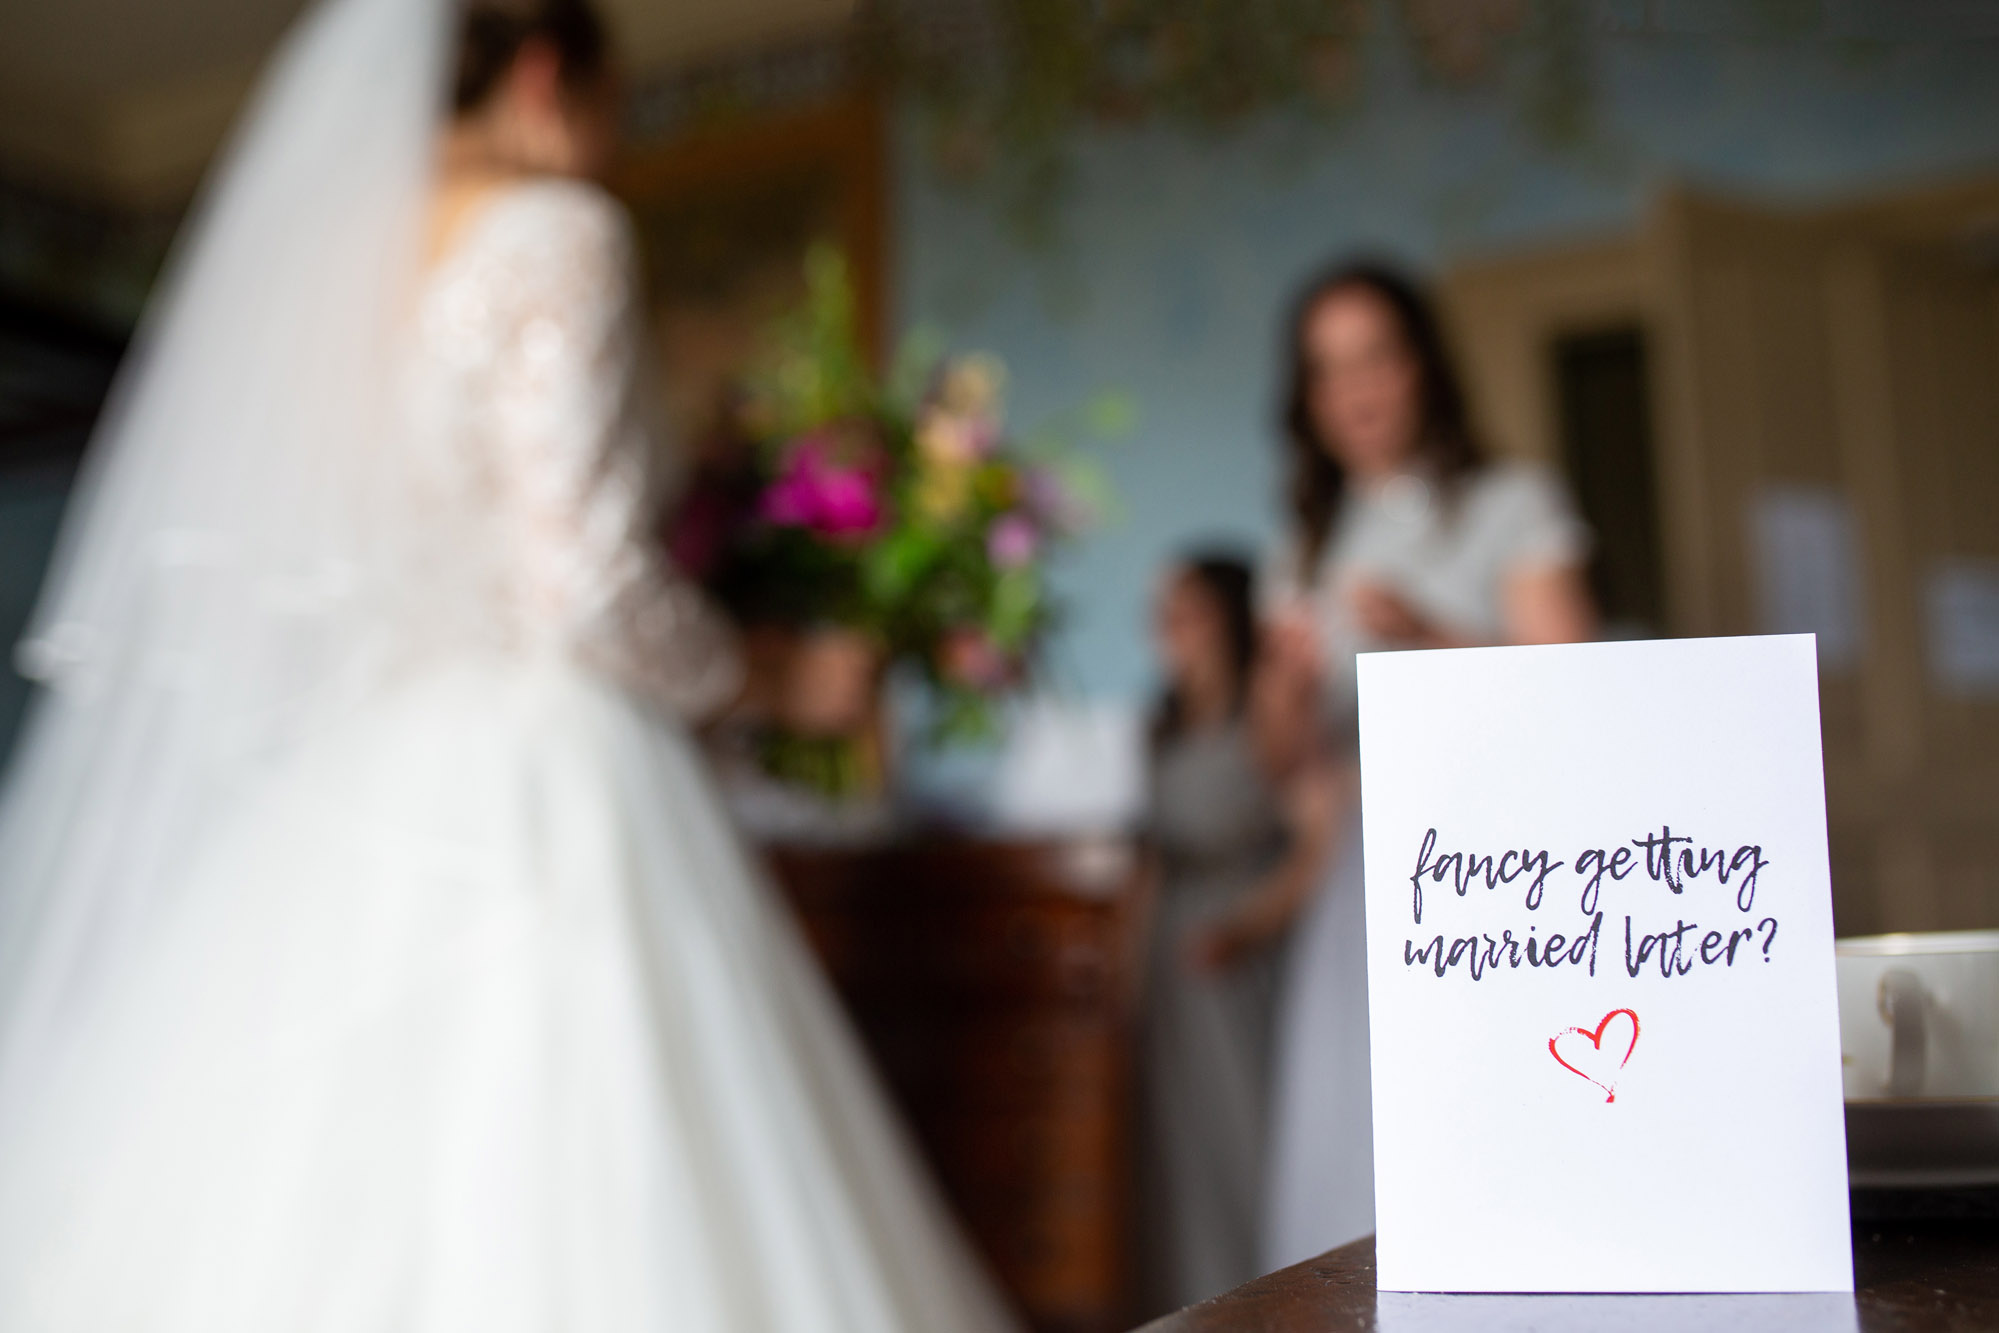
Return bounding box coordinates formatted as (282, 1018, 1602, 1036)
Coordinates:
(0, 0, 1018, 1328)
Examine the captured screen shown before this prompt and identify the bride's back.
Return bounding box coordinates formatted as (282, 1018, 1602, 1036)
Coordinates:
(385, 0, 637, 663)
(394, 174, 652, 667)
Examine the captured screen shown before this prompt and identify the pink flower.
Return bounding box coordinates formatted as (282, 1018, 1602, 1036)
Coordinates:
(940, 628, 1015, 691)
(986, 512, 1039, 569)
(760, 435, 883, 539)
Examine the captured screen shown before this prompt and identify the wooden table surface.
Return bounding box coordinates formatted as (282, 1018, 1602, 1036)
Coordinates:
(1136, 1224, 1999, 1332)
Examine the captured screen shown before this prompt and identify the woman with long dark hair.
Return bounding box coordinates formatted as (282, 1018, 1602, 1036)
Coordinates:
(1258, 261, 1596, 1267)
(0, 1, 1017, 1326)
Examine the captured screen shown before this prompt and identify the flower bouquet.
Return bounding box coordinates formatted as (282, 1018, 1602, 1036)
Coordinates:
(671, 246, 1118, 796)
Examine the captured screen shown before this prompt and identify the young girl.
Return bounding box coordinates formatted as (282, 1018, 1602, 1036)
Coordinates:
(1135, 553, 1336, 1313)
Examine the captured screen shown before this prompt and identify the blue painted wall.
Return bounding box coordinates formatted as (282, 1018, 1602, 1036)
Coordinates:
(892, 14, 1999, 706)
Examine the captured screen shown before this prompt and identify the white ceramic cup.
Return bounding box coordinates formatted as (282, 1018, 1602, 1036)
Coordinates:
(1838, 931, 1999, 1101)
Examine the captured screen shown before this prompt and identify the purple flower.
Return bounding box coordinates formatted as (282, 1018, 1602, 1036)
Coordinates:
(759, 475, 817, 527)
(1023, 466, 1086, 535)
(986, 512, 1039, 569)
(760, 436, 883, 539)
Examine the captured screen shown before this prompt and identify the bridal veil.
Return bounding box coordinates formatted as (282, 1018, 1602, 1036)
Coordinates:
(0, 0, 450, 1086)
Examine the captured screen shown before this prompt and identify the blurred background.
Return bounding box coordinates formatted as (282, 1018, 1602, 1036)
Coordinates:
(2, 1, 1996, 1326)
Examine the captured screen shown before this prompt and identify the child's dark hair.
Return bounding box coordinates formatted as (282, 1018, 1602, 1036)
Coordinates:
(455, 0, 609, 113)
(1150, 551, 1259, 749)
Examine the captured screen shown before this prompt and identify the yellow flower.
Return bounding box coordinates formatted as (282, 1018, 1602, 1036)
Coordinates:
(940, 353, 1006, 418)
(915, 460, 972, 524)
(916, 413, 979, 466)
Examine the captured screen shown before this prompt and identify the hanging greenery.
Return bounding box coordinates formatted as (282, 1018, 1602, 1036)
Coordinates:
(858, 0, 1846, 241)
(860, 0, 1588, 239)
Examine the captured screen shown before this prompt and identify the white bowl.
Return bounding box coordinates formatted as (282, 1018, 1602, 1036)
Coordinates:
(1838, 931, 1999, 1187)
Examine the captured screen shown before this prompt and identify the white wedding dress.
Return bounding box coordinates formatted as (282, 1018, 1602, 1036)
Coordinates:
(0, 177, 1019, 1332)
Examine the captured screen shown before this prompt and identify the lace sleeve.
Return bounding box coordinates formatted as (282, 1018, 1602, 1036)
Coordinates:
(485, 182, 741, 718)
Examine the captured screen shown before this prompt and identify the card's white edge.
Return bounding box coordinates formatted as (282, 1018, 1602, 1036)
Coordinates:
(1374, 1282, 1859, 1295)
(1356, 633, 1857, 1295)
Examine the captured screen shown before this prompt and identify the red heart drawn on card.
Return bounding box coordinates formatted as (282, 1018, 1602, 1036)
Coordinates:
(1549, 1008, 1640, 1103)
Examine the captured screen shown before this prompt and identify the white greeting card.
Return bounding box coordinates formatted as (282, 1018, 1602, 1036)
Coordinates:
(1357, 635, 1852, 1293)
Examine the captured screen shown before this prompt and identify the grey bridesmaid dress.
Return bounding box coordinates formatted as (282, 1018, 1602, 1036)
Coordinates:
(1135, 720, 1288, 1314)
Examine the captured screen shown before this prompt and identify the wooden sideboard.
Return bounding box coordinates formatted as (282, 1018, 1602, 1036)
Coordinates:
(766, 835, 1147, 1333)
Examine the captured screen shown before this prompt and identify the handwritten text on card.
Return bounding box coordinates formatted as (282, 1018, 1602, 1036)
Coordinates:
(1401, 825, 1778, 982)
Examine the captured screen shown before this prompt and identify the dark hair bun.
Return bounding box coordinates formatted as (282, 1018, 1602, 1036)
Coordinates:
(455, 0, 609, 113)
